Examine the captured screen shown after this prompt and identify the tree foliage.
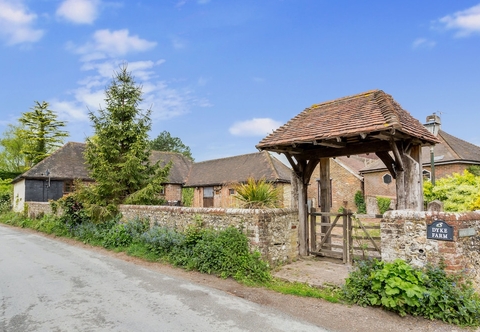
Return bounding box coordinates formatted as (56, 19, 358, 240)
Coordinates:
(19, 101, 68, 166)
(424, 170, 480, 211)
(83, 65, 169, 218)
(0, 124, 27, 173)
(150, 130, 193, 160)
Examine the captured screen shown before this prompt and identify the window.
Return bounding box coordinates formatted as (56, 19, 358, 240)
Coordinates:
(383, 174, 392, 184)
(423, 169, 431, 181)
(63, 181, 75, 194)
(159, 187, 165, 195)
(229, 188, 235, 195)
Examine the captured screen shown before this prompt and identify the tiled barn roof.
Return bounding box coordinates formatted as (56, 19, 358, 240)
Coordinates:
(14, 142, 193, 184)
(185, 151, 292, 187)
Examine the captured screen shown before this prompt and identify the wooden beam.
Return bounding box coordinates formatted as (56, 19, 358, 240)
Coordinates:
(316, 140, 347, 148)
(298, 140, 391, 159)
(375, 151, 397, 179)
(390, 138, 404, 172)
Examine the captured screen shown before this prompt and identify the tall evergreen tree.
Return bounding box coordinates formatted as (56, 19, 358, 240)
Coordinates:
(84, 65, 168, 209)
(19, 101, 68, 166)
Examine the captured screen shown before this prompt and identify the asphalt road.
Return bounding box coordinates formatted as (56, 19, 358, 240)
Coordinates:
(0, 225, 326, 332)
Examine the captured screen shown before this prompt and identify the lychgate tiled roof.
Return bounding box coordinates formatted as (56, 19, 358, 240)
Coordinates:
(185, 151, 292, 187)
(257, 90, 439, 156)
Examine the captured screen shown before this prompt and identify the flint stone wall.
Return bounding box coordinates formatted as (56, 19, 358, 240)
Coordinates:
(382, 210, 480, 291)
(26, 202, 299, 265)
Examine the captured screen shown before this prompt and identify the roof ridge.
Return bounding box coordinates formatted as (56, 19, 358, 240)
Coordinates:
(308, 89, 380, 109)
(193, 151, 263, 164)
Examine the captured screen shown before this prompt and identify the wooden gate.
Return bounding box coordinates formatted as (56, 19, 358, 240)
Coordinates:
(308, 209, 381, 263)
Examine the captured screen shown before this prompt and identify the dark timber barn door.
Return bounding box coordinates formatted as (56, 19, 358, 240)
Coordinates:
(203, 187, 214, 207)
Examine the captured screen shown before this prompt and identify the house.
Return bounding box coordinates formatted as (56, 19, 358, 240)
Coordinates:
(12, 142, 193, 212)
(307, 154, 377, 212)
(360, 118, 480, 214)
(12, 142, 93, 212)
(149, 150, 193, 205)
(184, 151, 293, 208)
(13, 142, 292, 211)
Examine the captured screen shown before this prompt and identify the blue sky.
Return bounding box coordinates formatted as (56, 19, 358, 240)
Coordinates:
(1, 0, 479, 162)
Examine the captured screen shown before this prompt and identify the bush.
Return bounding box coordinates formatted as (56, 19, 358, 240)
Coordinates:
(424, 170, 480, 212)
(354, 191, 366, 214)
(343, 259, 480, 327)
(141, 226, 186, 257)
(234, 177, 281, 209)
(376, 196, 391, 214)
(0, 179, 12, 213)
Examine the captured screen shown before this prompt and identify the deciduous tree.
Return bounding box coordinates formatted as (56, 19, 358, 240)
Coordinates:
(0, 124, 27, 173)
(150, 130, 193, 160)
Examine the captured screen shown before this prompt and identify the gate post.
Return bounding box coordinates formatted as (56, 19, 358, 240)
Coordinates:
(310, 208, 317, 253)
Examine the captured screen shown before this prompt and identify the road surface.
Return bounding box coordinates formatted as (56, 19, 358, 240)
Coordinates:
(0, 225, 326, 331)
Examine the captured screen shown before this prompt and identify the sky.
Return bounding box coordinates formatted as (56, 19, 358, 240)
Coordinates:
(1, 0, 480, 162)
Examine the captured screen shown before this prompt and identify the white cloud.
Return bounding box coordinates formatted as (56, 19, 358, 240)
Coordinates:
(70, 29, 157, 60)
(56, 0, 100, 24)
(171, 36, 187, 50)
(229, 118, 282, 137)
(412, 38, 436, 49)
(438, 4, 480, 37)
(52, 59, 207, 127)
(0, 0, 43, 45)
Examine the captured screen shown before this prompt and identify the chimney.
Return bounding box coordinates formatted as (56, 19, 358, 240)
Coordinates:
(424, 113, 441, 136)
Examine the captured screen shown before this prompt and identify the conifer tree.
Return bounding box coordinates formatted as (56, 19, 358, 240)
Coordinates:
(19, 101, 68, 166)
(84, 65, 168, 211)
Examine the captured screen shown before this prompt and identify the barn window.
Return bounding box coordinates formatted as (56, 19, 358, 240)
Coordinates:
(63, 181, 75, 194)
(383, 174, 392, 184)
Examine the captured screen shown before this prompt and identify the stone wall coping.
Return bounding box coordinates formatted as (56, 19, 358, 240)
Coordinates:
(119, 204, 298, 215)
(383, 209, 480, 221)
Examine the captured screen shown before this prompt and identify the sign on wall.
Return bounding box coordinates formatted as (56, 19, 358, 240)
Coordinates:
(427, 219, 453, 241)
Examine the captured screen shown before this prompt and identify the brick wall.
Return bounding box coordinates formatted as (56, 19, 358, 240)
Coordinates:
(26, 201, 299, 265)
(330, 160, 362, 212)
(307, 159, 363, 212)
(381, 210, 480, 291)
(163, 184, 182, 203)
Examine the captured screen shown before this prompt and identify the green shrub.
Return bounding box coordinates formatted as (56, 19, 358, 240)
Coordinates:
(32, 214, 69, 236)
(182, 187, 194, 207)
(343, 259, 480, 327)
(0, 179, 12, 213)
(141, 226, 186, 257)
(234, 177, 281, 209)
(354, 191, 366, 214)
(424, 170, 480, 212)
(190, 226, 271, 282)
(376, 196, 391, 214)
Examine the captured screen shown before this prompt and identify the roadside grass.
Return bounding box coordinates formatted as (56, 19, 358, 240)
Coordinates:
(266, 280, 342, 303)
